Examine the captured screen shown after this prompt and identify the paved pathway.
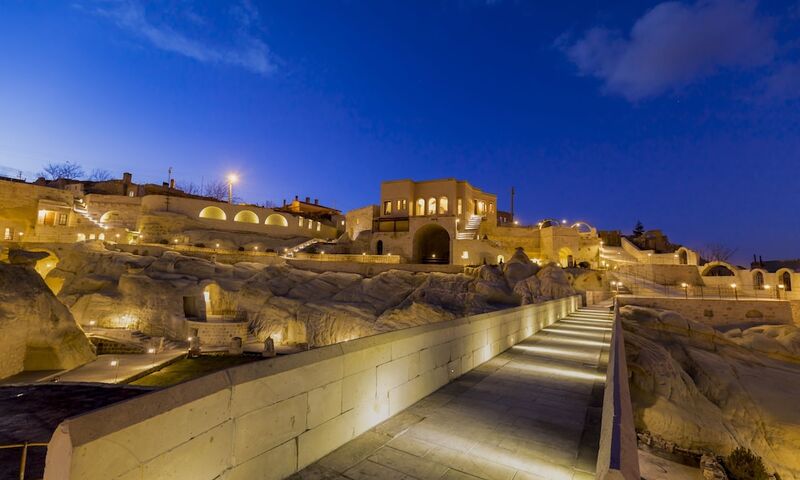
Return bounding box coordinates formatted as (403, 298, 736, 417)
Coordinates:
(293, 306, 614, 480)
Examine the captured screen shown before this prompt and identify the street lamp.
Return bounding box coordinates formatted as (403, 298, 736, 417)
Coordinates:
(778, 284, 785, 300)
(227, 174, 238, 204)
(681, 282, 689, 299)
(730, 283, 738, 300)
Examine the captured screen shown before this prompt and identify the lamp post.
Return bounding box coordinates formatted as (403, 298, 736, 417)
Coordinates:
(731, 283, 738, 300)
(681, 282, 688, 299)
(778, 284, 785, 300)
(227, 174, 238, 204)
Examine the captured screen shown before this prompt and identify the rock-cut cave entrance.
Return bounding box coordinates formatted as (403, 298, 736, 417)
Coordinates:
(413, 223, 450, 264)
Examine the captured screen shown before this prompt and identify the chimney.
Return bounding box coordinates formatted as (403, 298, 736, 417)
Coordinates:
(314, 198, 319, 205)
(169, 178, 175, 189)
(122, 172, 132, 185)
(283, 199, 287, 206)
(294, 195, 299, 201)
(305, 196, 310, 203)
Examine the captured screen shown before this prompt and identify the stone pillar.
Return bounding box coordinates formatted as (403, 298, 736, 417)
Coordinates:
(262, 336, 276, 358)
(188, 328, 201, 358)
(228, 336, 243, 355)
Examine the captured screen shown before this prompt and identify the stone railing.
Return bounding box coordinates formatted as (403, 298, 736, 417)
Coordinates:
(595, 301, 640, 479)
(43, 296, 580, 480)
(293, 252, 403, 264)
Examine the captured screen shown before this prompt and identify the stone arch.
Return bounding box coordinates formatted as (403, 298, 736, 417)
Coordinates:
(427, 198, 437, 215)
(778, 270, 793, 291)
(752, 270, 765, 289)
(538, 218, 559, 229)
(265, 213, 288, 227)
(199, 206, 227, 221)
(413, 223, 450, 264)
(234, 210, 259, 224)
(416, 198, 425, 216)
(570, 221, 594, 233)
(497, 255, 505, 264)
(677, 248, 689, 265)
(701, 261, 737, 277)
(558, 247, 574, 268)
(99, 210, 122, 225)
(438, 196, 449, 214)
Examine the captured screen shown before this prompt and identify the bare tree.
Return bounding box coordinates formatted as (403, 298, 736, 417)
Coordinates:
(203, 179, 228, 201)
(38, 161, 85, 180)
(88, 168, 113, 181)
(177, 182, 200, 195)
(700, 243, 738, 263)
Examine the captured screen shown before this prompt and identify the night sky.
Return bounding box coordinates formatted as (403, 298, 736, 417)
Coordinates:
(1, 1, 798, 264)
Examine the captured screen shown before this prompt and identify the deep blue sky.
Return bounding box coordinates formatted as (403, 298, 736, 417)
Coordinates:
(1, 0, 799, 264)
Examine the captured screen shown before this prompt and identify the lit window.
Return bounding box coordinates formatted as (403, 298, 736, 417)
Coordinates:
(384, 201, 393, 215)
(416, 198, 425, 216)
(3, 228, 11, 240)
(316, 222, 321, 231)
(488, 203, 494, 213)
(76, 233, 86, 242)
(299, 216, 304, 227)
(427, 198, 436, 215)
(477, 201, 486, 215)
(98, 233, 105, 241)
(89, 233, 96, 240)
(438, 196, 448, 214)
(457, 198, 463, 215)
(401, 199, 407, 210)
(128, 191, 135, 197)
(461, 251, 469, 260)
(307, 219, 313, 228)
(58, 213, 68, 225)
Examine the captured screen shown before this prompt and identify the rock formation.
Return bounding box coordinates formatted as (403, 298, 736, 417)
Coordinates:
(44, 243, 577, 348)
(0, 261, 95, 380)
(621, 305, 800, 478)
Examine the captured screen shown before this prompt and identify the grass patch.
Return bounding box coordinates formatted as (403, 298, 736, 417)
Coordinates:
(130, 355, 264, 387)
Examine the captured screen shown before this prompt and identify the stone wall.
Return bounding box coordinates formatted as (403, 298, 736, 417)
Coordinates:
(43, 296, 580, 480)
(286, 259, 464, 276)
(617, 296, 794, 328)
(293, 252, 402, 264)
(187, 320, 248, 348)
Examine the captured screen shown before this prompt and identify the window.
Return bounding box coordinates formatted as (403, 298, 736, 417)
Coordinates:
(298, 216, 304, 227)
(401, 199, 407, 211)
(457, 198, 463, 215)
(89, 234, 96, 240)
(383, 201, 393, 215)
(128, 191, 135, 197)
(3, 227, 11, 240)
(416, 198, 425, 216)
(316, 222, 321, 231)
(438, 196, 448, 214)
(488, 203, 494, 213)
(98, 233, 105, 241)
(461, 251, 469, 260)
(307, 219, 313, 228)
(427, 198, 436, 215)
(76, 233, 85, 242)
(477, 200, 486, 215)
(58, 213, 68, 225)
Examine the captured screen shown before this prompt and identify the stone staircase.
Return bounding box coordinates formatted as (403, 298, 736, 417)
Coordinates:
(285, 238, 326, 256)
(73, 198, 106, 229)
(456, 214, 482, 240)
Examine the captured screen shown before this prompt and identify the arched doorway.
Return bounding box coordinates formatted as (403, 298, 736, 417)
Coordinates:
(782, 271, 792, 291)
(558, 247, 573, 268)
(702, 264, 736, 277)
(678, 249, 688, 265)
(413, 224, 450, 264)
(376, 240, 383, 255)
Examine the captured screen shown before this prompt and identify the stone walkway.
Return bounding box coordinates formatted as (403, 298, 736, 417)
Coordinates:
(292, 306, 614, 480)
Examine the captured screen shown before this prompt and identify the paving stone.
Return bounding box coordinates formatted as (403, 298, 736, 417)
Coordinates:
(343, 460, 412, 480)
(286, 464, 349, 480)
(317, 431, 391, 473)
(368, 446, 450, 479)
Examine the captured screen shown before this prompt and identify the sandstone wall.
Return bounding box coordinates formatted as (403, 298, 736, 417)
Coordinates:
(43, 296, 580, 480)
(617, 296, 794, 328)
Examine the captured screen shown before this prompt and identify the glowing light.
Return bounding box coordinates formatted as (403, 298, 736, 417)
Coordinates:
(764, 285, 771, 290)
(187, 336, 194, 341)
(215, 243, 220, 248)
(681, 282, 688, 288)
(779, 284, 786, 289)
(730, 283, 737, 289)
(254, 246, 258, 251)
(510, 361, 606, 382)
(147, 348, 156, 354)
(512, 344, 601, 362)
(227, 174, 238, 184)
(110, 360, 119, 367)
(88, 320, 97, 326)
(561, 219, 567, 224)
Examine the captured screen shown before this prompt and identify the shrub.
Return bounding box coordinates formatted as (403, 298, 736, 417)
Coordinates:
(724, 447, 769, 480)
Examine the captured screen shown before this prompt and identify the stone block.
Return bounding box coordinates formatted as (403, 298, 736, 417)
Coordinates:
(352, 398, 390, 436)
(225, 439, 296, 480)
(376, 355, 413, 396)
(297, 409, 356, 469)
(308, 381, 343, 429)
(234, 394, 307, 464)
(342, 369, 376, 412)
(231, 357, 343, 417)
(342, 344, 391, 376)
(142, 421, 233, 480)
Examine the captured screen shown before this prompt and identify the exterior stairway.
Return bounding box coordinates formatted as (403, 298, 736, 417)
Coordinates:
(456, 214, 482, 240)
(285, 238, 326, 256)
(73, 198, 106, 229)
